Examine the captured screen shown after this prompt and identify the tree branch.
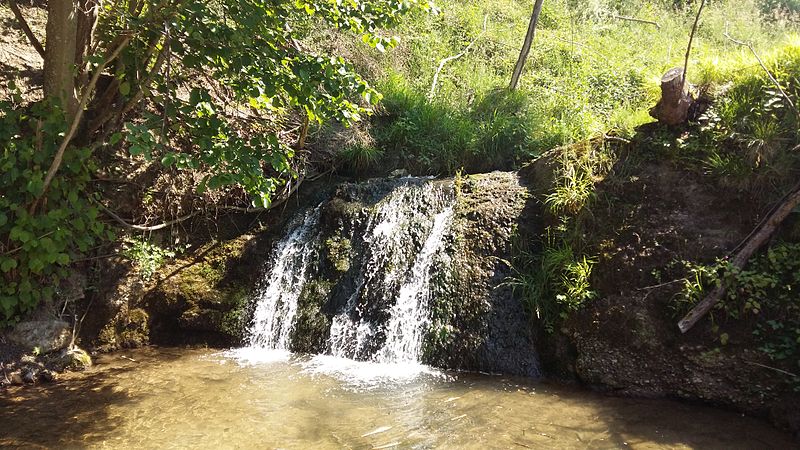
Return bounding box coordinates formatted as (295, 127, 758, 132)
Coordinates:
(7, 0, 45, 58)
(99, 204, 200, 231)
(678, 181, 800, 333)
(724, 31, 800, 121)
(611, 14, 661, 29)
(30, 34, 132, 215)
(682, 0, 706, 90)
(429, 14, 488, 100)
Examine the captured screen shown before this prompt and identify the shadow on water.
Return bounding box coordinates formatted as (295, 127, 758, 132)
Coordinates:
(0, 348, 184, 449)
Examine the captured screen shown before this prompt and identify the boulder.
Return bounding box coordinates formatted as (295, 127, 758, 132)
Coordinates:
(6, 320, 71, 354)
(50, 347, 92, 372)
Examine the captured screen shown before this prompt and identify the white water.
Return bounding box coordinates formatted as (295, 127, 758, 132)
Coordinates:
(376, 206, 453, 363)
(246, 207, 321, 350)
(236, 179, 455, 382)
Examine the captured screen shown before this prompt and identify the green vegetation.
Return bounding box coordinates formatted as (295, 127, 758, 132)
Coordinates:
(0, 0, 431, 322)
(675, 243, 800, 385)
(121, 237, 176, 281)
(333, 0, 793, 175)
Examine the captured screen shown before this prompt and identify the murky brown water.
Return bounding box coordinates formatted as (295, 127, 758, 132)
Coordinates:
(0, 347, 794, 449)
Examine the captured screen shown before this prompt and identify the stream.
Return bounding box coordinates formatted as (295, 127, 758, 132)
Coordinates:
(0, 347, 794, 449)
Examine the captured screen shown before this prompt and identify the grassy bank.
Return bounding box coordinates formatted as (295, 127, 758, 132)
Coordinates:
(323, 0, 797, 175)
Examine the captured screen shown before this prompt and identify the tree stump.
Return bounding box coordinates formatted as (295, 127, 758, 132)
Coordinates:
(650, 68, 693, 126)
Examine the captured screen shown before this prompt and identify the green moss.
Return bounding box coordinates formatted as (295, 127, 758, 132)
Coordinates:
(291, 280, 333, 353)
(220, 288, 250, 340)
(324, 237, 353, 273)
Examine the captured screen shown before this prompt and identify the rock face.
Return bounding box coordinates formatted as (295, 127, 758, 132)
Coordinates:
(6, 320, 71, 354)
(424, 172, 540, 376)
(245, 174, 541, 375)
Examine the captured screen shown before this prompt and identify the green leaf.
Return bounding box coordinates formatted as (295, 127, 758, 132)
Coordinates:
(0, 258, 17, 273)
(119, 81, 131, 96)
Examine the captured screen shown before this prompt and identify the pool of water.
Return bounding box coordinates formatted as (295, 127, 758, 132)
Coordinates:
(0, 347, 794, 449)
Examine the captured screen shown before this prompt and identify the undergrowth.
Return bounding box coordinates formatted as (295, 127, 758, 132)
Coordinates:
(673, 242, 800, 387)
(508, 139, 617, 332)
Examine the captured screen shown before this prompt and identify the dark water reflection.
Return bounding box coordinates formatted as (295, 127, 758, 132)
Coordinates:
(0, 347, 794, 449)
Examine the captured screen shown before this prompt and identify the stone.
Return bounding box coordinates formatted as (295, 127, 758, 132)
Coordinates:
(6, 320, 72, 354)
(50, 347, 92, 372)
(21, 367, 36, 384)
(178, 308, 223, 332)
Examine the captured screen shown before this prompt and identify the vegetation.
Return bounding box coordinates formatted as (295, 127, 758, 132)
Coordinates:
(675, 243, 800, 385)
(0, 0, 432, 323)
(332, 0, 794, 175)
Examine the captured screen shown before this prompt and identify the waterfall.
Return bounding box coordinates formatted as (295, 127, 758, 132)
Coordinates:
(242, 178, 454, 369)
(246, 207, 321, 350)
(375, 206, 453, 363)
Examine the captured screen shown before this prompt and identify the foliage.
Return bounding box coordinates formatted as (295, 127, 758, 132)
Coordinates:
(509, 229, 597, 332)
(674, 243, 800, 382)
(100, 0, 433, 207)
(121, 237, 176, 281)
(0, 93, 110, 324)
(330, 0, 790, 176)
(0, 0, 430, 322)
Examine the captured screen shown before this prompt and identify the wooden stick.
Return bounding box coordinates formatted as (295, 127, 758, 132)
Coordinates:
(682, 0, 706, 90)
(611, 14, 661, 29)
(678, 181, 800, 333)
(7, 0, 45, 58)
(509, 0, 545, 91)
(429, 15, 488, 100)
(99, 204, 200, 231)
(724, 31, 800, 121)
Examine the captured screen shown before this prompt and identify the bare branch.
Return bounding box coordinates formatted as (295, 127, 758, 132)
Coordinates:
(99, 204, 200, 231)
(429, 14, 489, 100)
(724, 31, 800, 121)
(7, 0, 45, 58)
(611, 14, 661, 29)
(682, 0, 706, 89)
(678, 181, 800, 333)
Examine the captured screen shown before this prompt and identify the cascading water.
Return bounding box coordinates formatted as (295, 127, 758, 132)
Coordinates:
(237, 178, 454, 376)
(246, 207, 321, 350)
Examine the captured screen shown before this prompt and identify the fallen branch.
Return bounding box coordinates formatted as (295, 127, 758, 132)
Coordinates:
(611, 14, 661, 29)
(724, 31, 800, 121)
(743, 360, 799, 379)
(99, 204, 200, 231)
(678, 181, 800, 333)
(7, 0, 45, 58)
(429, 15, 488, 100)
(682, 0, 706, 90)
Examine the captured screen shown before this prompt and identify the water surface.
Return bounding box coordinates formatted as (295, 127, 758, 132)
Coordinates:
(0, 347, 793, 449)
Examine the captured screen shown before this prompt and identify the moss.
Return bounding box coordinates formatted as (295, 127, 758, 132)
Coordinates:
(324, 236, 353, 273)
(219, 288, 250, 341)
(119, 308, 150, 348)
(96, 308, 150, 350)
(291, 280, 333, 353)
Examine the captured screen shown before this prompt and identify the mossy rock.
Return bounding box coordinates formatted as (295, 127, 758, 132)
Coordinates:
(291, 280, 333, 353)
(48, 347, 92, 372)
(325, 236, 353, 273)
(96, 308, 150, 350)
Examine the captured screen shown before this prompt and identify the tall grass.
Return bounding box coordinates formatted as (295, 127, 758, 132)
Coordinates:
(327, 0, 794, 175)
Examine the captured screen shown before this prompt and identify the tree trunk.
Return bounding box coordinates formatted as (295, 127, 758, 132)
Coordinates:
(649, 68, 692, 125)
(509, 0, 545, 90)
(44, 0, 79, 120)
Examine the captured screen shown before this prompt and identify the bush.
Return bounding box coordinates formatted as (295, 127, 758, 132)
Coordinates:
(0, 96, 109, 323)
